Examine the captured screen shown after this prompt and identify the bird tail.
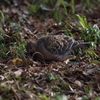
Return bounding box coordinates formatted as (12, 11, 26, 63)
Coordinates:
(78, 42, 91, 47)
(72, 42, 91, 49)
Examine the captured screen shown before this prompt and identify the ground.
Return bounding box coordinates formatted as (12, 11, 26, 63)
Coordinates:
(0, 0, 100, 100)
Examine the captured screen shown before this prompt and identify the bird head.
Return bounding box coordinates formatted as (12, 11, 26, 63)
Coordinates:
(26, 42, 37, 56)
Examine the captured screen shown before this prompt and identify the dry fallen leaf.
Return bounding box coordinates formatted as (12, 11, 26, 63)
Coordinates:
(12, 58, 23, 66)
(14, 69, 23, 77)
(12, 58, 33, 66)
(75, 80, 83, 87)
(0, 75, 4, 80)
(64, 55, 76, 64)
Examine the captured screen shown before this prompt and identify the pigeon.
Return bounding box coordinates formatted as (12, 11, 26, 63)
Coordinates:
(26, 35, 90, 61)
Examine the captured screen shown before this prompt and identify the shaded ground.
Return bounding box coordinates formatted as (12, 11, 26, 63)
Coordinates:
(0, 0, 100, 100)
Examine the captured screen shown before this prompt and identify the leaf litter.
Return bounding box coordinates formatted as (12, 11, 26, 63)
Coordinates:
(0, 0, 100, 100)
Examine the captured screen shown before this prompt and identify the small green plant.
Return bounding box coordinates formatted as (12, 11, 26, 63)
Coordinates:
(27, 0, 75, 21)
(38, 93, 48, 100)
(0, 43, 8, 58)
(9, 30, 26, 59)
(77, 14, 100, 44)
(28, 4, 37, 13)
(0, 10, 4, 25)
(0, 11, 26, 59)
(51, 94, 68, 100)
(94, 97, 100, 100)
(71, 0, 75, 14)
(76, 14, 100, 58)
(45, 73, 55, 82)
(10, 41, 26, 59)
(64, 30, 74, 37)
(0, 83, 11, 93)
(81, 0, 100, 10)
(82, 95, 88, 100)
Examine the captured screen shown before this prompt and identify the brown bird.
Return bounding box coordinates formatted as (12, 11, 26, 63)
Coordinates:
(26, 35, 90, 61)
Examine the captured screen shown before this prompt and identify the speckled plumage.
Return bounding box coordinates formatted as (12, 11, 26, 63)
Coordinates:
(26, 35, 90, 61)
(39, 35, 77, 54)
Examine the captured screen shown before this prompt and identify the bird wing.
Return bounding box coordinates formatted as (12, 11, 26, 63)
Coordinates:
(62, 36, 76, 53)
